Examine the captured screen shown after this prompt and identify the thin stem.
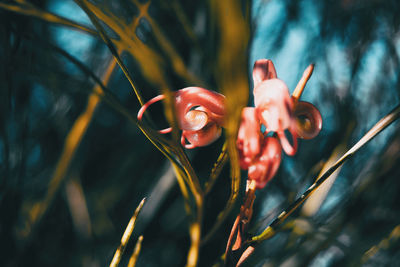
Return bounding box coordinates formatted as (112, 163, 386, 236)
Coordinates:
(292, 64, 314, 102)
(25, 55, 116, 240)
(19, 29, 183, 173)
(186, 204, 203, 267)
(75, 0, 145, 106)
(172, 164, 194, 218)
(174, 151, 204, 267)
(361, 224, 400, 264)
(202, 139, 241, 244)
(130, 0, 202, 85)
(250, 104, 400, 244)
(176, 147, 204, 197)
(205, 142, 228, 195)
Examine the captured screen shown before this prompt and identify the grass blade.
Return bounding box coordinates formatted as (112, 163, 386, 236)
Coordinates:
(202, 0, 251, 244)
(205, 142, 228, 195)
(127, 235, 144, 267)
(74, 0, 145, 106)
(110, 198, 146, 267)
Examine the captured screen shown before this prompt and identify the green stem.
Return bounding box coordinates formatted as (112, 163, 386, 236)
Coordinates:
(251, 104, 400, 244)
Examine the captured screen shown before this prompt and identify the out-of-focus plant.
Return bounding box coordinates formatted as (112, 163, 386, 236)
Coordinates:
(1, 1, 400, 267)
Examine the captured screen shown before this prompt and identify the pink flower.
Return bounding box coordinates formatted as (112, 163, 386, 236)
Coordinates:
(138, 59, 322, 189)
(253, 59, 298, 156)
(138, 87, 225, 149)
(247, 137, 282, 189)
(237, 59, 322, 189)
(237, 107, 263, 170)
(237, 108, 282, 189)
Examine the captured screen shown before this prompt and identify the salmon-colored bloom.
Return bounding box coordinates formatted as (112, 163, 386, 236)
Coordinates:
(247, 137, 282, 189)
(236, 59, 322, 188)
(253, 59, 298, 155)
(138, 59, 321, 189)
(237, 108, 282, 189)
(237, 107, 263, 170)
(228, 60, 323, 266)
(137, 87, 225, 149)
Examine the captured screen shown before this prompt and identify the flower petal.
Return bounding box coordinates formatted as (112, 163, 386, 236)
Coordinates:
(182, 109, 208, 131)
(252, 59, 278, 88)
(237, 107, 263, 169)
(293, 101, 322, 139)
(183, 123, 222, 148)
(248, 137, 282, 189)
(175, 87, 225, 128)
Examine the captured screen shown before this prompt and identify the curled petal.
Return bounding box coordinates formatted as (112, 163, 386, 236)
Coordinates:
(277, 128, 298, 156)
(237, 107, 263, 169)
(293, 101, 322, 139)
(176, 87, 225, 148)
(248, 137, 282, 189)
(137, 94, 165, 121)
(252, 59, 278, 88)
(182, 123, 222, 148)
(137, 87, 225, 132)
(182, 109, 209, 131)
(137, 94, 172, 133)
(254, 79, 294, 132)
(175, 87, 225, 128)
(137, 87, 226, 148)
(181, 134, 196, 149)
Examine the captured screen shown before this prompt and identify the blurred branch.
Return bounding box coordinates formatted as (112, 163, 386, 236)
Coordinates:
(130, 0, 202, 85)
(76, 0, 204, 197)
(10, 24, 190, 176)
(24, 52, 117, 241)
(0, 0, 96, 35)
(74, 0, 145, 106)
(361, 222, 400, 264)
(5, 3, 188, 169)
(74, 2, 205, 214)
(203, 0, 251, 245)
(65, 177, 92, 239)
(169, 0, 200, 45)
(74, 3, 206, 266)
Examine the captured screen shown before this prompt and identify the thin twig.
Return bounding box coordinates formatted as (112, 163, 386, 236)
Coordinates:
(292, 64, 314, 102)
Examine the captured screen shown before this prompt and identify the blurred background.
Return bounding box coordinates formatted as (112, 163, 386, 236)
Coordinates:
(0, 0, 400, 266)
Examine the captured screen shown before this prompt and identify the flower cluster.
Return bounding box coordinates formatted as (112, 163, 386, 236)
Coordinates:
(237, 59, 322, 189)
(138, 59, 322, 189)
(138, 59, 323, 267)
